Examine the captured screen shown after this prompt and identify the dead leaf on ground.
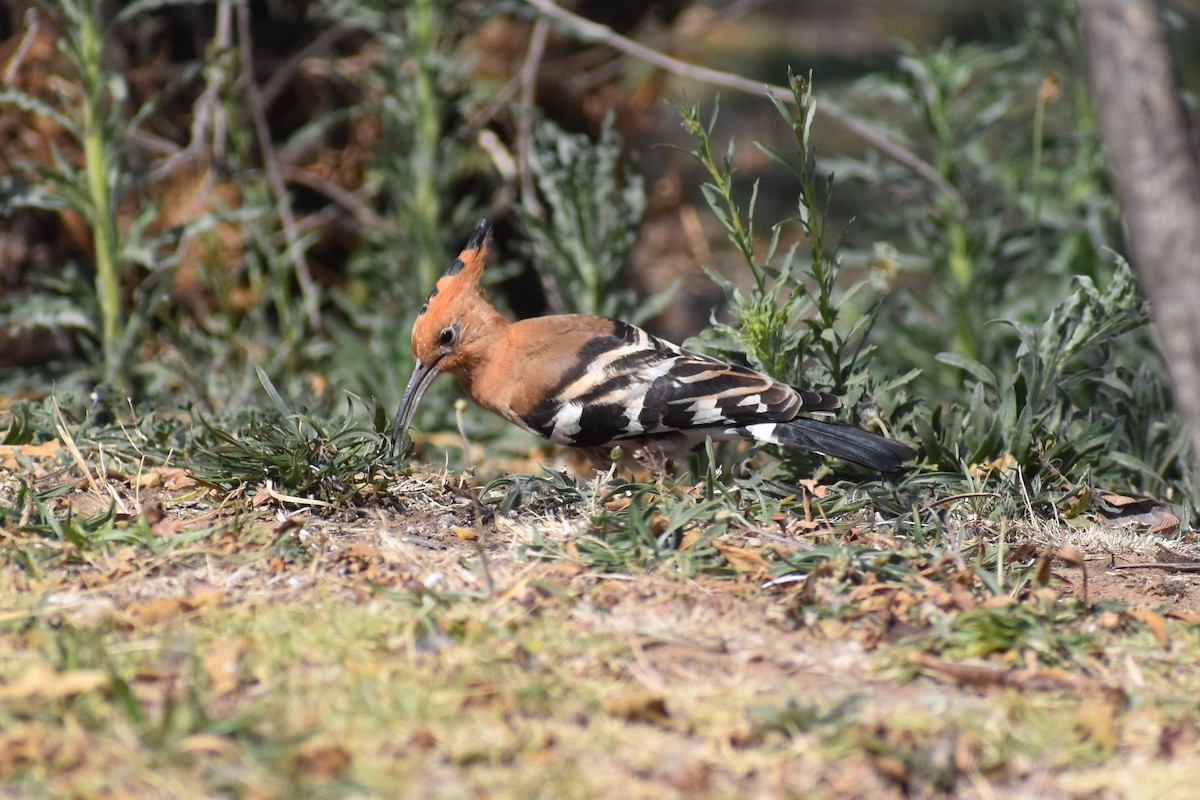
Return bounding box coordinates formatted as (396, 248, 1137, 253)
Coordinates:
(1033, 550, 1053, 586)
(603, 690, 671, 726)
(954, 729, 982, 772)
(1059, 484, 1092, 518)
(0, 663, 109, 701)
(545, 561, 585, 580)
(1096, 492, 1179, 533)
(116, 587, 225, 628)
(969, 453, 1015, 477)
(251, 484, 273, 507)
(179, 734, 235, 757)
(797, 479, 829, 499)
(715, 542, 772, 579)
(910, 575, 953, 607)
(134, 466, 198, 490)
(1098, 492, 1147, 509)
(948, 582, 976, 611)
(788, 518, 822, 534)
(204, 637, 251, 695)
(1057, 544, 1085, 568)
(1075, 696, 1119, 753)
(1127, 609, 1171, 649)
(847, 581, 894, 602)
(605, 495, 631, 511)
(0, 726, 47, 772)
(1149, 511, 1181, 535)
(1157, 714, 1198, 759)
(0, 440, 63, 469)
(338, 542, 382, 561)
(294, 744, 352, 781)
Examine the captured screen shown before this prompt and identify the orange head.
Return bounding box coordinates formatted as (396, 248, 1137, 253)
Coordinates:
(392, 219, 499, 450)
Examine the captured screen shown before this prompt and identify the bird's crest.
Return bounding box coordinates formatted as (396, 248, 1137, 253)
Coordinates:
(417, 218, 491, 317)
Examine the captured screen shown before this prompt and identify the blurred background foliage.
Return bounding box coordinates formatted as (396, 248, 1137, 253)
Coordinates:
(0, 0, 1197, 521)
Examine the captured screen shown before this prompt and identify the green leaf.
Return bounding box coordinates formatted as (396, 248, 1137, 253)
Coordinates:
(255, 366, 291, 417)
(935, 351, 997, 388)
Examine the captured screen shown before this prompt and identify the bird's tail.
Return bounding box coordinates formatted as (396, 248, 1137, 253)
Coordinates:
(766, 418, 916, 472)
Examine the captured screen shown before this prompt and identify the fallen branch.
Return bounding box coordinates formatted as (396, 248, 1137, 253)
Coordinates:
(909, 651, 1122, 696)
(1108, 562, 1200, 572)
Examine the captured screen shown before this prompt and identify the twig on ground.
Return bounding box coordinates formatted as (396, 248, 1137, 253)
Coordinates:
(1109, 562, 1200, 572)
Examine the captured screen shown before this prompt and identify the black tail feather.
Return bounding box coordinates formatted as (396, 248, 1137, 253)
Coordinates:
(775, 418, 916, 472)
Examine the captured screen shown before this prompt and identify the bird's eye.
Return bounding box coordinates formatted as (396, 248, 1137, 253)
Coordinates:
(438, 326, 457, 348)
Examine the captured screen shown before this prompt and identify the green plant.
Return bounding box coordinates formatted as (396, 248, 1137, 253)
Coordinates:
(923, 258, 1160, 480)
(59, 0, 121, 378)
(747, 695, 862, 741)
(576, 481, 727, 574)
(1, 402, 39, 446)
(677, 74, 916, 480)
(481, 467, 590, 516)
(186, 369, 395, 505)
(519, 114, 675, 324)
(0, 480, 114, 552)
(915, 594, 1093, 666)
(825, 4, 1195, 519)
(0, 0, 204, 393)
(324, 0, 495, 442)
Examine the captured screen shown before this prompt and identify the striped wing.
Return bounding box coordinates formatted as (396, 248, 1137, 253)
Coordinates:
(521, 320, 839, 447)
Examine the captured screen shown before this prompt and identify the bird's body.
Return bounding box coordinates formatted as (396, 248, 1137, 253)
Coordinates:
(393, 220, 916, 472)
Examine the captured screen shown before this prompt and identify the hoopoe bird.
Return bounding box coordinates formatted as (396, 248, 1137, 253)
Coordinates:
(392, 220, 916, 472)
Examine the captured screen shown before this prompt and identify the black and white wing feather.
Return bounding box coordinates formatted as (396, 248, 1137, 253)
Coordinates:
(522, 320, 838, 448)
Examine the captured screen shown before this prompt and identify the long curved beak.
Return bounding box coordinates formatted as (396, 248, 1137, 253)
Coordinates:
(391, 358, 442, 453)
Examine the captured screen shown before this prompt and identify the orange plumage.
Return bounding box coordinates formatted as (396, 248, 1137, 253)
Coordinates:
(393, 220, 915, 471)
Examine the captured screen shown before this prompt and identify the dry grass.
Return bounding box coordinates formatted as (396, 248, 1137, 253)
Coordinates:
(3, 441, 1200, 799)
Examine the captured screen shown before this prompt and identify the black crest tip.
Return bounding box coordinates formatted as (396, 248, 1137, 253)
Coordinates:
(466, 218, 491, 251)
